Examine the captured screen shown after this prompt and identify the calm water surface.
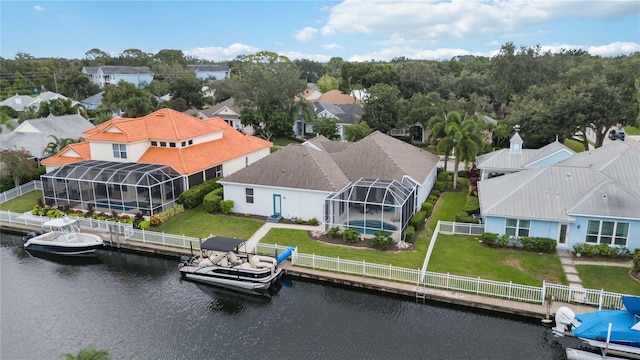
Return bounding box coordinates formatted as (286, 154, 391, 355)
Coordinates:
(1, 232, 579, 359)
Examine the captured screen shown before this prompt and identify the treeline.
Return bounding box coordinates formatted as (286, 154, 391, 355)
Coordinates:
(1, 43, 639, 148)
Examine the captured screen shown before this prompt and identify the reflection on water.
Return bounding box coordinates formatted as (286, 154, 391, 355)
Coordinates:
(1, 231, 581, 360)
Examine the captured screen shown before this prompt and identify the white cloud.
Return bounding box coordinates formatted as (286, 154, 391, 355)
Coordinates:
(539, 42, 640, 57)
(185, 43, 259, 61)
(33, 5, 44, 11)
(322, 43, 343, 50)
(279, 51, 332, 62)
(294, 27, 318, 42)
(320, 0, 636, 46)
(347, 46, 488, 62)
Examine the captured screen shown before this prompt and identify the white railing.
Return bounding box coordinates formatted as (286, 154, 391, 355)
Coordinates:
(0, 180, 42, 203)
(0, 210, 629, 309)
(439, 221, 484, 235)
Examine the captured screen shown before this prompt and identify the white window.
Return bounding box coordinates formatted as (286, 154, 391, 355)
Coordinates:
(245, 188, 254, 204)
(112, 144, 127, 159)
(586, 220, 629, 246)
(505, 218, 530, 237)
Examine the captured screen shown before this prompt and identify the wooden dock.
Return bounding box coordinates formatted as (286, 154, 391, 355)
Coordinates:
(1, 222, 598, 320)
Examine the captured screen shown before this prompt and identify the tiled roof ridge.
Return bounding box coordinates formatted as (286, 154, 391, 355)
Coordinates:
(165, 108, 181, 139)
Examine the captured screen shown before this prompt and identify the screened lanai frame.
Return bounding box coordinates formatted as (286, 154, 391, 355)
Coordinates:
(41, 160, 184, 216)
(324, 178, 417, 240)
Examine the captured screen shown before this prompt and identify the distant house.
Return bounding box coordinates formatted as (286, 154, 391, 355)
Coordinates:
(476, 130, 575, 179)
(82, 66, 153, 88)
(350, 89, 369, 102)
(0, 91, 81, 112)
(41, 108, 271, 215)
(81, 91, 104, 110)
(317, 90, 356, 105)
(188, 65, 230, 81)
(188, 98, 255, 135)
(299, 83, 322, 101)
(478, 140, 640, 252)
(0, 114, 93, 160)
(220, 132, 440, 240)
(307, 100, 363, 140)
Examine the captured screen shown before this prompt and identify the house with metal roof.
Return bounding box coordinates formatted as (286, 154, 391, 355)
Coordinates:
(220, 131, 440, 240)
(478, 140, 640, 251)
(476, 129, 575, 179)
(40, 108, 272, 215)
(0, 114, 93, 160)
(0, 91, 81, 112)
(82, 66, 153, 88)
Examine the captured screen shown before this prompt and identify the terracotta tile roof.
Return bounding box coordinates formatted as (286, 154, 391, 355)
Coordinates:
(317, 90, 356, 105)
(41, 142, 91, 166)
(86, 108, 224, 142)
(43, 109, 272, 174)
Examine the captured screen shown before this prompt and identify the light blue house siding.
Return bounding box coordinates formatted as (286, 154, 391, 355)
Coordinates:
(526, 150, 574, 168)
(194, 70, 228, 80)
(483, 215, 639, 251)
(111, 74, 153, 88)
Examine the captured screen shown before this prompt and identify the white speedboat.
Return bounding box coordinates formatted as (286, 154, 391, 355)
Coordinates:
(178, 236, 293, 293)
(23, 217, 104, 257)
(553, 296, 640, 360)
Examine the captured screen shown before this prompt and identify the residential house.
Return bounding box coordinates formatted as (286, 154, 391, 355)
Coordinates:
(220, 131, 440, 240)
(0, 91, 81, 113)
(0, 114, 93, 160)
(188, 65, 230, 81)
(476, 130, 575, 179)
(317, 90, 356, 105)
(478, 140, 640, 252)
(187, 98, 255, 135)
(40, 108, 271, 215)
(82, 66, 153, 88)
(350, 89, 369, 102)
(81, 91, 104, 110)
(307, 100, 363, 140)
(300, 83, 322, 101)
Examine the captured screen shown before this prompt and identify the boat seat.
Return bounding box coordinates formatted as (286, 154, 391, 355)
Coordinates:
(209, 252, 226, 265)
(218, 257, 228, 267)
(236, 262, 253, 270)
(228, 252, 243, 264)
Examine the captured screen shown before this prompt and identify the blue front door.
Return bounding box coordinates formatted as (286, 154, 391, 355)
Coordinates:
(273, 194, 282, 216)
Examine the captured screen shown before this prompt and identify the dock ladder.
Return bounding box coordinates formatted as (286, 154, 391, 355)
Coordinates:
(416, 281, 427, 303)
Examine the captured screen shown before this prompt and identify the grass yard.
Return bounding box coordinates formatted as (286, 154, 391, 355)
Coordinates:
(0, 191, 42, 213)
(624, 125, 640, 135)
(425, 191, 468, 232)
(155, 205, 263, 240)
(427, 234, 567, 286)
(563, 138, 586, 153)
(261, 228, 427, 269)
(272, 137, 298, 146)
(576, 265, 640, 296)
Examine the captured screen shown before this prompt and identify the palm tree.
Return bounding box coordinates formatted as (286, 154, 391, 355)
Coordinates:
(44, 135, 84, 156)
(428, 110, 462, 171)
(64, 345, 111, 360)
(0, 112, 16, 133)
(447, 118, 484, 189)
(290, 97, 317, 136)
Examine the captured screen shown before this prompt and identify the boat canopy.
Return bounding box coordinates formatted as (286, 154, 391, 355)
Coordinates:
(200, 237, 245, 252)
(623, 296, 640, 316)
(44, 217, 77, 228)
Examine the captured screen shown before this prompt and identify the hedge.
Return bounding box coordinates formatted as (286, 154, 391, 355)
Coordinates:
(463, 196, 480, 215)
(203, 191, 222, 213)
(421, 202, 434, 217)
(480, 233, 556, 253)
(177, 178, 221, 208)
(573, 243, 632, 258)
(410, 211, 427, 229)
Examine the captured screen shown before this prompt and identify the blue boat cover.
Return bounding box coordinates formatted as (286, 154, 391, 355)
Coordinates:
(623, 296, 640, 316)
(574, 310, 640, 348)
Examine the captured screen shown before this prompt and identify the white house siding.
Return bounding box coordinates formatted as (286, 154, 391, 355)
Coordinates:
(223, 183, 330, 221)
(222, 148, 270, 176)
(127, 141, 149, 161)
(195, 71, 228, 81)
(194, 131, 223, 144)
(88, 142, 145, 162)
(416, 167, 438, 206)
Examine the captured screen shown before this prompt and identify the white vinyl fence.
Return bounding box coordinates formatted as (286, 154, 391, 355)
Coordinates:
(0, 206, 628, 310)
(0, 180, 42, 203)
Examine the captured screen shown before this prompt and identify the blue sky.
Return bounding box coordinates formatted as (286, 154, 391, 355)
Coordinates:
(1, 0, 639, 62)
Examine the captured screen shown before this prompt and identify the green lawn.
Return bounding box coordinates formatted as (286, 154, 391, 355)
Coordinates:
(426, 191, 467, 232)
(155, 205, 263, 240)
(624, 125, 640, 135)
(576, 265, 640, 295)
(260, 228, 427, 269)
(427, 234, 567, 286)
(272, 137, 297, 146)
(564, 138, 586, 153)
(0, 191, 42, 213)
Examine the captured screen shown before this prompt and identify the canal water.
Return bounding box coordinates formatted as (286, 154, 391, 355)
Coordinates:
(1, 232, 580, 359)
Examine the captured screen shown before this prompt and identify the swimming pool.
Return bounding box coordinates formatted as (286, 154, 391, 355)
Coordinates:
(345, 220, 397, 234)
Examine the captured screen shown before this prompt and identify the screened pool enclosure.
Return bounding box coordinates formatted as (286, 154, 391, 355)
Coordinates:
(324, 178, 417, 241)
(41, 160, 184, 215)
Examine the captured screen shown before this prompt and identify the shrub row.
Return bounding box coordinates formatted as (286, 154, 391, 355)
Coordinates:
(463, 196, 480, 215)
(480, 233, 556, 253)
(573, 243, 632, 258)
(455, 211, 479, 224)
(634, 249, 640, 272)
(157, 204, 185, 222)
(410, 211, 427, 229)
(177, 178, 221, 208)
(371, 231, 393, 250)
(203, 188, 224, 213)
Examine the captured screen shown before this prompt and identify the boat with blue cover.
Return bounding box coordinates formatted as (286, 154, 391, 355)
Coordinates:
(553, 296, 640, 359)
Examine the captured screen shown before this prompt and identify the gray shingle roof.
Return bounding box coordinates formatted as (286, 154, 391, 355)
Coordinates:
(0, 114, 93, 158)
(221, 131, 440, 191)
(99, 66, 152, 75)
(188, 65, 230, 72)
(197, 98, 241, 119)
(221, 144, 350, 192)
